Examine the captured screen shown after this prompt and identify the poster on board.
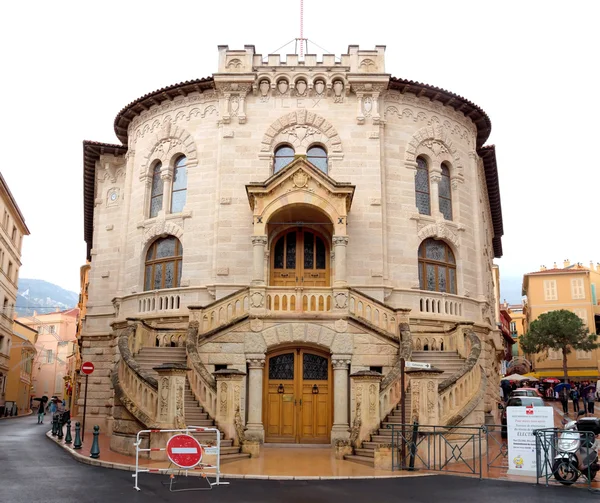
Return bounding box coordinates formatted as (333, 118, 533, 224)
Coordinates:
(507, 405, 554, 476)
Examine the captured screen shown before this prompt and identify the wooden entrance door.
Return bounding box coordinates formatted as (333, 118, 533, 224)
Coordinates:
(264, 348, 331, 443)
(270, 230, 330, 287)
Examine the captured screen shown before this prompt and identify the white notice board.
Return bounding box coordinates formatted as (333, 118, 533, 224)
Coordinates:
(507, 405, 554, 476)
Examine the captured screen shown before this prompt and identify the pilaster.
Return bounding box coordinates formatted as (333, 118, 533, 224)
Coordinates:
(214, 369, 246, 444)
(350, 370, 383, 447)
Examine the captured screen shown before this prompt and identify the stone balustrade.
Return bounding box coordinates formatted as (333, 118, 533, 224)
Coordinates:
(189, 288, 250, 335)
(185, 322, 218, 419)
(116, 347, 158, 424)
(348, 288, 400, 337)
(411, 322, 473, 358)
(438, 363, 482, 425)
(266, 287, 332, 313)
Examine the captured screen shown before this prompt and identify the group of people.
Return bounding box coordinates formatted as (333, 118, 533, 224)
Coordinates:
(554, 382, 598, 416)
(36, 397, 66, 424)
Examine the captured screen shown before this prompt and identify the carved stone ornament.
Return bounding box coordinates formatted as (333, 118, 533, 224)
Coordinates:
(334, 292, 348, 309)
(369, 384, 376, 416)
(250, 291, 265, 308)
(296, 80, 307, 96)
(250, 318, 264, 332)
(424, 139, 450, 157)
(333, 80, 344, 102)
(332, 358, 351, 369)
(292, 170, 309, 188)
(314, 80, 325, 96)
(230, 96, 240, 116)
(259, 80, 270, 102)
(220, 382, 228, 415)
(277, 79, 289, 95)
(334, 319, 348, 333)
(363, 97, 373, 117)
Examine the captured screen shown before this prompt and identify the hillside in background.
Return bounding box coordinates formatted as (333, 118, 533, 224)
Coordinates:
(15, 279, 78, 317)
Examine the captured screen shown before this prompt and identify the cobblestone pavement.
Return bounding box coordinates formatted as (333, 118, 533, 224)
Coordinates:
(1, 415, 597, 503)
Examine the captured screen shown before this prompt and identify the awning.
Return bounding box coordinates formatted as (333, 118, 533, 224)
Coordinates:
(525, 370, 600, 378)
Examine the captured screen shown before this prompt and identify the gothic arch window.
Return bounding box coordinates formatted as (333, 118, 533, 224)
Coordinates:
(274, 145, 295, 173)
(307, 145, 328, 174)
(418, 238, 456, 294)
(170, 155, 187, 213)
(439, 162, 452, 221)
(149, 162, 163, 218)
(144, 236, 183, 291)
(415, 156, 430, 215)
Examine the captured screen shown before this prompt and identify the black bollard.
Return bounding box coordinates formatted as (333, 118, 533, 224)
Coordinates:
(57, 416, 63, 440)
(90, 425, 100, 459)
(51, 415, 58, 436)
(64, 420, 72, 444)
(73, 421, 82, 450)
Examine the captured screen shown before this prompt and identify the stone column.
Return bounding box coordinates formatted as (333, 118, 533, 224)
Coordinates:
(153, 363, 189, 429)
(429, 169, 442, 217)
(160, 166, 173, 215)
(331, 355, 351, 442)
(251, 236, 268, 285)
(405, 367, 444, 430)
(350, 370, 383, 447)
(332, 236, 349, 287)
(244, 357, 265, 457)
(214, 369, 246, 445)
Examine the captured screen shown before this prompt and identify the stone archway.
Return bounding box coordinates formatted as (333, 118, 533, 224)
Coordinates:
(405, 125, 463, 181)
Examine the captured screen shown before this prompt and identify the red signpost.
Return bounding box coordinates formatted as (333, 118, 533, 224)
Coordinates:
(166, 434, 203, 469)
(81, 361, 94, 442)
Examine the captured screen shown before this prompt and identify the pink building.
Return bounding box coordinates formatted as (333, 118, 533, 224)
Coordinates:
(16, 308, 78, 402)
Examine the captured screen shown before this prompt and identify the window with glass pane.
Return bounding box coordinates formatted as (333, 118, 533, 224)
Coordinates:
(307, 145, 328, 173)
(415, 157, 430, 215)
(269, 353, 295, 380)
(303, 353, 328, 380)
(149, 162, 163, 218)
(304, 232, 314, 269)
(144, 236, 183, 291)
(418, 238, 456, 293)
(171, 156, 187, 213)
(273, 145, 295, 173)
(439, 163, 452, 220)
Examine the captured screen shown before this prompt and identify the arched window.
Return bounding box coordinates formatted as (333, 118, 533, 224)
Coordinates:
(418, 238, 456, 294)
(144, 236, 183, 291)
(274, 145, 295, 173)
(307, 145, 328, 173)
(439, 163, 452, 220)
(170, 156, 187, 213)
(415, 157, 430, 215)
(149, 162, 163, 218)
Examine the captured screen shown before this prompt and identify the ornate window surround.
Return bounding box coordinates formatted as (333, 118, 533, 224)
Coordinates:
(418, 238, 457, 294)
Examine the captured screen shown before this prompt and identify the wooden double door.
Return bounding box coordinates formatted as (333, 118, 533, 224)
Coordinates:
(264, 348, 331, 443)
(270, 229, 330, 287)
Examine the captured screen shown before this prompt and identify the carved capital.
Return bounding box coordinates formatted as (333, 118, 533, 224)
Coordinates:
(332, 358, 351, 370)
(251, 235, 268, 247)
(332, 236, 349, 247)
(246, 358, 265, 370)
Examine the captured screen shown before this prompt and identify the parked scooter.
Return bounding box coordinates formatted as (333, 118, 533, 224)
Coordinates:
(552, 410, 600, 485)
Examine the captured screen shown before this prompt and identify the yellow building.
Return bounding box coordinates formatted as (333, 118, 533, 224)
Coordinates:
(4, 321, 37, 415)
(522, 260, 600, 379)
(70, 262, 90, 417)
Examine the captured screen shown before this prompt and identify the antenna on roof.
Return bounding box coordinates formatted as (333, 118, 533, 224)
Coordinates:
(295, 0, 308, 58)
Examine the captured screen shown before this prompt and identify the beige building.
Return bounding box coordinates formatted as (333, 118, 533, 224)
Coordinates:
(80, 45, 505, 465)
(523, 261, 600, 379)
(0, 172, 29, 414)
(16, 308, 79, 401)
(4, 321, 37, 415)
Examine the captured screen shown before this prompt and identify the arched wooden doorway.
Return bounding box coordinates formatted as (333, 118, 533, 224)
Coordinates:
(270, 229, 330, 287)
(263, 347, 332, 443)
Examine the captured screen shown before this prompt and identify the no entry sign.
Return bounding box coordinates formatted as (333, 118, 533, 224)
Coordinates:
(81, 362, 95, 375)
(166, 434, 203, 468)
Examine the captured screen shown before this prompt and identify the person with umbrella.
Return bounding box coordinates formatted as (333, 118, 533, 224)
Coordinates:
(33, 396, 48, 424)
(558, 385, 570, 415)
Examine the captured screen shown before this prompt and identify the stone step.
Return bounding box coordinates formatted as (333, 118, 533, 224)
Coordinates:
(184, 419, 214, 426)
(354, 448, 375, 458)
(362, 441, 380, 450)
(220, 446, 244, 455)
(343, 455, 374, 467)
(377, 428, 393, 436)
(371, 435, 393, 443)
(185, 413, 209, 420)
(220, 453, 251, 464)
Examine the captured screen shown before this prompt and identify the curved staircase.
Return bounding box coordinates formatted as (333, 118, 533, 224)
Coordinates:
(130, 346, 250, 463)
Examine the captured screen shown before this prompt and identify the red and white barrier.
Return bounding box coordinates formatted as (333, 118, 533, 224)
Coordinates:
(132, 426, 229, 491)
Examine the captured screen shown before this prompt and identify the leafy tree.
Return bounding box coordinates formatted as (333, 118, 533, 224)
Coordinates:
(520, 309, 598, 383)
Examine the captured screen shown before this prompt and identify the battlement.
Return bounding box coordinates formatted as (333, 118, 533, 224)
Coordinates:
(217, 44, 386, 74)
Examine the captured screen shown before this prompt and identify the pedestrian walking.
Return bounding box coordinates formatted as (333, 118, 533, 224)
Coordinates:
(586, 389, 595, 416)
(559, 387, 570, 415)
(47, 400, 57, 420)
(570, 387, 580, 413)
(36, 402, 45, 424)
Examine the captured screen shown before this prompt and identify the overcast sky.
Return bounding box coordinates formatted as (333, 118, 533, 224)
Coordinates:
(1, 1, 598, 300)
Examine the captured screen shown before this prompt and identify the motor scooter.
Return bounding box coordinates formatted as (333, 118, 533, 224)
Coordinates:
(552, 410, 600, 485)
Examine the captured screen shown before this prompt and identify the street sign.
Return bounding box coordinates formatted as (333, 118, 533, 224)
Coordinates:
(166, 434, 203, 468)
(81, 362, 95, 375)
(405, 361, 431, 370)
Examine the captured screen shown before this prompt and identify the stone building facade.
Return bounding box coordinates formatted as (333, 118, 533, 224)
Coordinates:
(81, 45, 505, 463)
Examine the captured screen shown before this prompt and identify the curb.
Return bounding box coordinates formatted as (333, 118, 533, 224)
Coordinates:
(45, 432, 432, 481)
(0, 410, 33, 420)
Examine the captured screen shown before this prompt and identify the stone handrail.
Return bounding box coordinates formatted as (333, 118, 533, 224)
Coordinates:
(188, 287, 250, 336)
(114, 324, 159, 427)
(266, 287, 332, 313)
(185, 321, 217, 418)
(379, 321, 413, 419)
(348, 288, 401, 339)
(411, 322, 473, 358)
(438, 330, 483, 426)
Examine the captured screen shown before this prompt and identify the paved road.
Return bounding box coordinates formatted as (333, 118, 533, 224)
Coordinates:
(0, 415, 596, 503)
